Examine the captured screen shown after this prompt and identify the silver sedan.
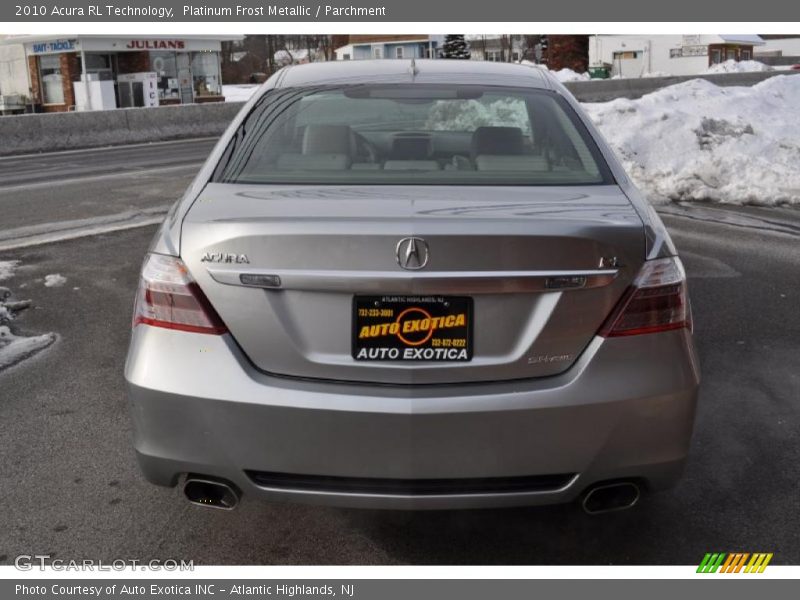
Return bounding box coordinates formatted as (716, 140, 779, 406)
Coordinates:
(125, 60, 700, 513)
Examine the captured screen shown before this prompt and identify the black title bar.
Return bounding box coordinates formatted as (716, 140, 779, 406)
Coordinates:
(3, 0, 796, 22)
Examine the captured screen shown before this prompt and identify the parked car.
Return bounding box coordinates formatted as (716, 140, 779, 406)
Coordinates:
(125, 60, 700, 514)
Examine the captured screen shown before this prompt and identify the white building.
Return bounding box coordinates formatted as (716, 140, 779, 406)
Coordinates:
(0, 36, 28, 95)
(0, 34, 241, 113)
(466, 35, 527, 62)
(589, 35, 765, 77)
(755, 35, 800, 58)
(335, 36, 444, 61)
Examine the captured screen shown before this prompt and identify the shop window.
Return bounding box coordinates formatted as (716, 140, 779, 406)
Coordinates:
(711, 48, 722, 64)
(741, 49, 751, 60)
(84, 53, 114, 80)
(396, 47, 404, 59)
(191, 52, 221, 96)
(152, 51, 180, 100)
(39, 55, 64, 104)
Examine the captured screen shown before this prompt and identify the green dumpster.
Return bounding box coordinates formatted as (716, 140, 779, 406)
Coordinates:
(588, 64, 611, 79)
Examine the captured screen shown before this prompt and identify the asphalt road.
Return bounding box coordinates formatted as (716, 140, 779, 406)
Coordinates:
(0, 141, 798, 565)
(0, 138, 216, 189)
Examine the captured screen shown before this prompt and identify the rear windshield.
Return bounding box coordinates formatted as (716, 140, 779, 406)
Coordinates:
(214, 84, 613, 186)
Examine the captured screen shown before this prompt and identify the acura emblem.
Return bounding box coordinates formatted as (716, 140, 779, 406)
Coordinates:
(395, 237, 429, 270)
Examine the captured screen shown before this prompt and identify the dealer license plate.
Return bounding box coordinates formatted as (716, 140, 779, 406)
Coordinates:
(352, 295, 473, 362)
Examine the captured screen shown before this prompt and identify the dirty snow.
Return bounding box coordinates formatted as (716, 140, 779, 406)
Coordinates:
(0, 260, 57, 371)
(584, 75, 800, 206)
(222, 84, 259, 103)
(44, 274, 67, 287)
(0, 326, 56, 371)
(0, 260, 19, 281)
(704, 60, 773, 74)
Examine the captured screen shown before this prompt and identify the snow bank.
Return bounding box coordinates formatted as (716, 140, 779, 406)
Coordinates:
(584, 75, 800, 206)
(222, 84, 259, 103)
(704, 60, 773, 74)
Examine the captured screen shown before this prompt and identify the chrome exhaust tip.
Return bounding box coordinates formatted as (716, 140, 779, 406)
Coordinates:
(582, 481, 640, 515)
(184, 476, 241, 510)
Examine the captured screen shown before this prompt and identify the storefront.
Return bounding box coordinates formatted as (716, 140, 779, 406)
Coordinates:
(12, 35, 240, 112)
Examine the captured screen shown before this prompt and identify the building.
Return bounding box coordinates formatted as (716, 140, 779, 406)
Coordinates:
(335, 35, 444, 60)
(755, 35, 800, 59)
(467, 35, 526, 62)
(0, 34, 242, 113)
(0, 35, 28, 98)
(589, 35, 765, 77)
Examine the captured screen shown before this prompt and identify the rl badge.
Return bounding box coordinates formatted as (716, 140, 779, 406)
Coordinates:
(353, 296, 473, 361)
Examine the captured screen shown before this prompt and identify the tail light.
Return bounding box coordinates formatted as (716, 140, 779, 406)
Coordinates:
(133, 254, 227, 335)
(599, 256, 691, 337)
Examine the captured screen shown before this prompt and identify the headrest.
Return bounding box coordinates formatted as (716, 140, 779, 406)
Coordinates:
(471, 126, 524, 157)
(390, 136, 433, 160)
(302, 124, 352, 155)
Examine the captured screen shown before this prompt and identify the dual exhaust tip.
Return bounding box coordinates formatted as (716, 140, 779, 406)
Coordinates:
(183, 475, 640, 514)
(184, 476, 241, 510)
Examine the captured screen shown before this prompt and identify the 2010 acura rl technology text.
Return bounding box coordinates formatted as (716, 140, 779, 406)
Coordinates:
(124, 60, 700, 514)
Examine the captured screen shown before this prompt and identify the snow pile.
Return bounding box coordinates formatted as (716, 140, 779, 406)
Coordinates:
(521, 61, 591, 82)
(222, 84, 259, 103)
(0, 261, 56, 371)
(44, 274, 67, 287)
(704, 60, 773, 74)
(584, 75, 800, 206)
(0, 326, 56, 371)
(0, 260, 18, 281)
(551, 68, 591, 83)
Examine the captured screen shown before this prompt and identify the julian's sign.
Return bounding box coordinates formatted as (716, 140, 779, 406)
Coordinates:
(125, 40, 186, 50)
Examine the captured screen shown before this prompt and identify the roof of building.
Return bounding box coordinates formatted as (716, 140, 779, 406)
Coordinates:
(275, 59, 552, 89)
(718, 34, 765, 46)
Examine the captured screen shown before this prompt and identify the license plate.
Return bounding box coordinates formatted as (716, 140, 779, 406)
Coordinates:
(352, 296, 473, 362)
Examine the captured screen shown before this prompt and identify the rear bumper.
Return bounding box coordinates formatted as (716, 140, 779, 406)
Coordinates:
(125, 326, 700, 510)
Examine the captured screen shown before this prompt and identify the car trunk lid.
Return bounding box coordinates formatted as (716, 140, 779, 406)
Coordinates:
(181, 183, 644, 384)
